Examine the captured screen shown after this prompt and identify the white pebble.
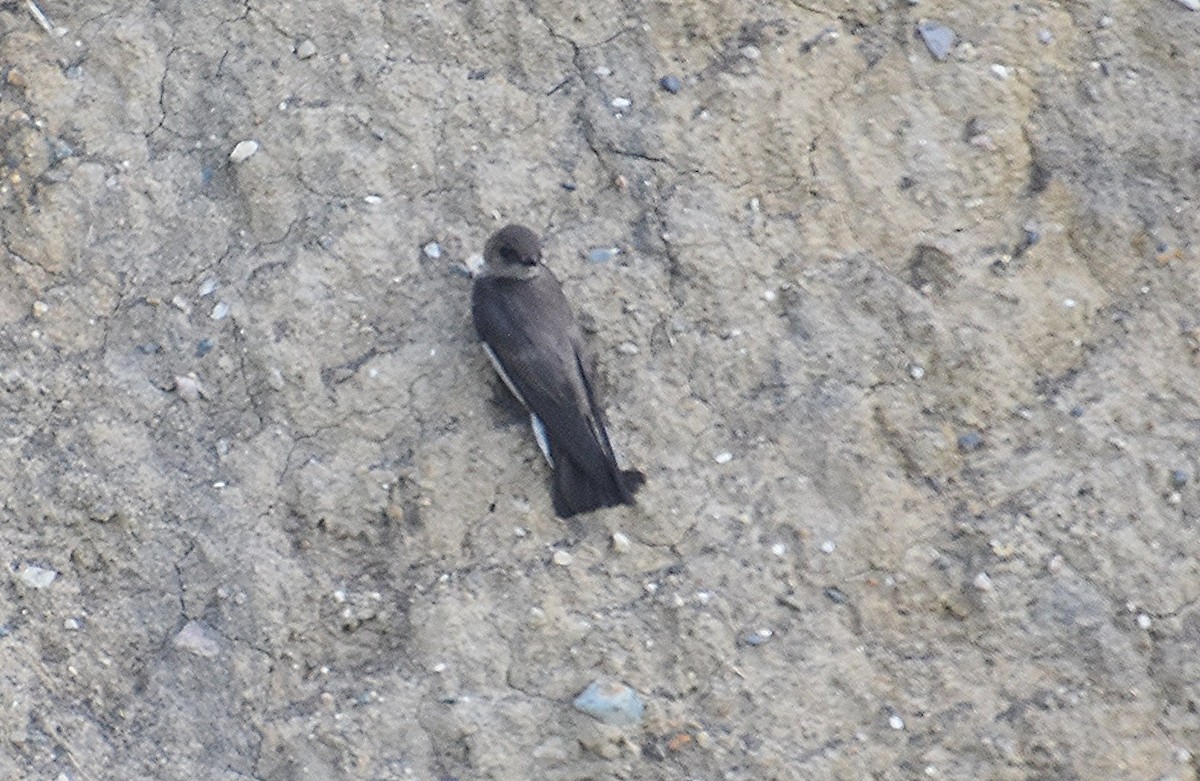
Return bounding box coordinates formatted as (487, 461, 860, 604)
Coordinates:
(211, 301, 230, 320)
(820, 540, 836, 554)
(1136, 613, 1151, 629)
(714, 451, 733, 464)
(363, 194, 382, 204)
(173, 374, 204, 402)
(173, 621, 220, 658)
(909, 364, 925, 379)
(552, 550, 573, 567)
(422, 241, 442, 259)
(1063, 298, 1077, 308)
(20, 565, 57, 589)
(198, 278, 218, 297)
(611, 532, 632, 553)
(973, 572, 993, 591)
(64, 618, 80, 630)
(296, 39, 318, 59)
(593, 65, 612, 76)
(1175, 0, 1199, 9)
(740, 45, 761, 60)
(762, 289, 776, 302)
(617, 342, 639, 355)
(889, 714, 905, 730)
(771, 543, 787, 557)
(611, 97, 631, 109)
(229, 139, 259, 163)
(990, 63, 1011, 79)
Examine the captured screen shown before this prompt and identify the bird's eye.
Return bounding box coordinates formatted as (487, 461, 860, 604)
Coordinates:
(500, 246, 521, 264)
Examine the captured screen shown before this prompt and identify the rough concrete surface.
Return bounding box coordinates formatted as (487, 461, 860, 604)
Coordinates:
(2, 0, 1198, 778)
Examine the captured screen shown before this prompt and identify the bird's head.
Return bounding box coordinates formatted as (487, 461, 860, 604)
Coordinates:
(484, 224, 542, 277)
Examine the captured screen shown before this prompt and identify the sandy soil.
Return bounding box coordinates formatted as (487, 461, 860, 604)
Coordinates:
(2, 1, 1198, 778)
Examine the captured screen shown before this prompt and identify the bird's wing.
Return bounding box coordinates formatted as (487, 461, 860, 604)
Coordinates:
(472, 277, 621, 476)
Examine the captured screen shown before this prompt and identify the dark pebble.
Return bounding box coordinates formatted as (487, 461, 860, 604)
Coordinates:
(957, 430, 984, 451)
(659, 74, 682, 94)
(823, 586, 849, 604)
(560, 182, 577, 192)
(1171, 469, 1190, 488)
(136, 342, 161, 355)
(1069, 406, 1084, 418)
(196, 338, 215, 358)
(467, 69, 488, 81)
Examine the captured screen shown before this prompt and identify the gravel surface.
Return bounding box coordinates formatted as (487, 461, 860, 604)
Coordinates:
(2, 1, 1198, 779)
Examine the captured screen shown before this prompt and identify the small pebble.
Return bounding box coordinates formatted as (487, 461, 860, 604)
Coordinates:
(229, 139, 259, 163)
(762, 289, 777, 302)
(917, 21, 955, 61)
(463, 253, 485, 277)
(611, 97, 631, 109)
(740, 45, 761, 60)
(552, 550, 574, 567)
(1022, 220, 1042, 247)
(990, 63, 1011, 80)
(1170, 469, 1189, 487)
(198, 278, 218, 297)
(173, 374, 204, 402)
(617, 342, 639, 355)
(20, 565, 57, 589)
(560, 181, 577, 191)
(1063, 298, 1077, 308)
(973, 572, 993, 591)
(1069, 405, 1084, 418)
(173, 620, 220, 658)
(1175, 0, 1200, 10)
(957, 430, 984, 452)
(586, 247, 620, 264)
(195, 338, 215, 358)
(743, 628, 773, 646)
(824, 586, 849, 604)
(1038, 29, 1054, 44)
(611, 532, 632, 554)
(572, 680, 644, 726)
(659, 75, 682, 94)
(1047, 554, 1065, 573)
(820, 540, 836, 554)
(211, 301, 230, 320)
(31, 301, 49, 319)
(422, 241, 442, 259)
(909, 364, 925, 379)
(1136, 613, 1152, 630)
(714, 452, 733, 464)
(63, 618, 80, 631)
(1098, 15, 1113, 28)
(296, 39, 318, 59)
(889, 714, 906, 730)
(771, 543, 787, 557)
(364, 194, 383, 204)
(593, 65, 612, 77)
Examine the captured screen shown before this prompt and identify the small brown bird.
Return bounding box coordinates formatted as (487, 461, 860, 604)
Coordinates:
(471, 224, 644, 517)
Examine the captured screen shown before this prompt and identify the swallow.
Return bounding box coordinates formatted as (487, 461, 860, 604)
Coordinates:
(471, 224, 644, 518)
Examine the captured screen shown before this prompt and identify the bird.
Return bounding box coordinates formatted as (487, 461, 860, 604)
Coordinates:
(471, 224, 644, 518)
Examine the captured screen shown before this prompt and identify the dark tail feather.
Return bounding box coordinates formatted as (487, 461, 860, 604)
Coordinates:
(551, 458, 644, 518)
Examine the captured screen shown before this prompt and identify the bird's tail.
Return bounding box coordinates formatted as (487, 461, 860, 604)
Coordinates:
(551, 456, 644, 518)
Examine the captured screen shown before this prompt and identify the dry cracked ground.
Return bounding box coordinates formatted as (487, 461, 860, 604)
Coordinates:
(2, 0, 1198, 779)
